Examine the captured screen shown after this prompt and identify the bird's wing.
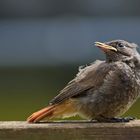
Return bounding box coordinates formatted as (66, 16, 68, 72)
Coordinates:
(50, 60, 112, 105)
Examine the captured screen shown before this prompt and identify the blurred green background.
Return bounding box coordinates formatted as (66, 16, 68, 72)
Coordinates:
(0, 0, 140, 120)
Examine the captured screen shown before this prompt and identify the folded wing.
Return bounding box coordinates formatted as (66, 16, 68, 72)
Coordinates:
(50, 60, 112, 105)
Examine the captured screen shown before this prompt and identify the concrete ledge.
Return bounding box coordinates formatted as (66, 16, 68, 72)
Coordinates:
(0, 121, 140, 140)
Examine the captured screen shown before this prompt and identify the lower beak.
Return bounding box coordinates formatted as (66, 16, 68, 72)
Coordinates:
(95, 42, 117, 52)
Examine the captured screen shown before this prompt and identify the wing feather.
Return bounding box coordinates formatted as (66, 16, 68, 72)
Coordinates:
(50, 60, 112, 105)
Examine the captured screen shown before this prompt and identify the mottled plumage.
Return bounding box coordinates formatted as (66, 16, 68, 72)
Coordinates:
(27, 40, 140, 123)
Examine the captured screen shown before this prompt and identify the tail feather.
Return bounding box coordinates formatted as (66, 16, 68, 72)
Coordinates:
(27, 100, 77, 123)
(27, 105, 56, 123)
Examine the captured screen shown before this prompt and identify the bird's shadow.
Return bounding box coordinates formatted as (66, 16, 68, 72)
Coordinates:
(34, 120, 97, 124)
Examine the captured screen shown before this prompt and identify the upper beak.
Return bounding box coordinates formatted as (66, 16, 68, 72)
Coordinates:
(95, 42, 117, 52)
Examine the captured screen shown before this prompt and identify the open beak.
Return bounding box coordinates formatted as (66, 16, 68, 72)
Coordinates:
(95, 42, 117, 52)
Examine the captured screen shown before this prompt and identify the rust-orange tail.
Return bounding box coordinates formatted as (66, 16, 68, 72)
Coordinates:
(27, 105, 56, 123)
(27, 100, 77, 123)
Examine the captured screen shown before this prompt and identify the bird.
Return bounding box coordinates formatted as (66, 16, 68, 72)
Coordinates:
(27, 40, 140, 123)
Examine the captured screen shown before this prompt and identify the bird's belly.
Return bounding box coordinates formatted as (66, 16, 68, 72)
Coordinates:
(77, 87, 139, 119)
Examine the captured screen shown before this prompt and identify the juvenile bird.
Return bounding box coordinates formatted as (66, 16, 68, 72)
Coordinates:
(27, 40, 140, 123)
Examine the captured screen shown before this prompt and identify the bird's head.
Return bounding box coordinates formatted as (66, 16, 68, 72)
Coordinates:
(95, 40, 140, 64)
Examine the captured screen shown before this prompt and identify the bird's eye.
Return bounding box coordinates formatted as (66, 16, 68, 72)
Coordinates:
(118, 43, 124, 48)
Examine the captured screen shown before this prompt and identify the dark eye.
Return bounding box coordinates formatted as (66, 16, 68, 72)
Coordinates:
(118, 43, 124, 48)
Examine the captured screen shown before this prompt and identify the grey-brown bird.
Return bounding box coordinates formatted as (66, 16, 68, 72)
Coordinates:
(27, 40, 140, 123)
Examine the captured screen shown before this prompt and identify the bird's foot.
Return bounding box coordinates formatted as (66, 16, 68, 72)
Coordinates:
(107, 116, 136, 123)
(95, 116, 136, 123)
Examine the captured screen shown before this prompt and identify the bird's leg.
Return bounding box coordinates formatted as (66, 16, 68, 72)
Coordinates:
(95, 116, 136, 123)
